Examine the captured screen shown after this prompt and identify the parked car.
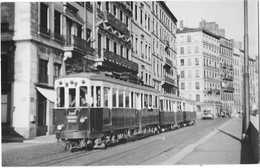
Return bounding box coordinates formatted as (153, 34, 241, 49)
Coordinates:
(202, 110, 214, 120)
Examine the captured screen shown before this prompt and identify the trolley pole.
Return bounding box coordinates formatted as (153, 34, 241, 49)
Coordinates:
(242, 0, 250, 138)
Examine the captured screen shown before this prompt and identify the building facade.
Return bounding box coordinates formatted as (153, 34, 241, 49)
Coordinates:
(1, 1, 180, 139)
(219, 37, 234, 115)
(249, 58, 256, 112)
(1, 2, 138, 138)
(233, 46, 243, 115)
(176, 27, 221, 117)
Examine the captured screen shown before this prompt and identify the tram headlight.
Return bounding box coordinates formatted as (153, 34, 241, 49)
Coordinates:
(57, 124, 64, 131)
(80, 117, 87, 123)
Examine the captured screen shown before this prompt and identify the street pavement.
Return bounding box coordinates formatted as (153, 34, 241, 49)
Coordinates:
(161, 117, 257, 165)
(1, 117, 258, 165)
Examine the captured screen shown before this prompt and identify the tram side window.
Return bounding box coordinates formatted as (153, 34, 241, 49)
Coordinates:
(119, 90, 123, 107)
(112, 88, 117, 107)
(131, 92, 134, 108)
(125, 91, 130, 108)
(103, 87, 110, 107)
(144, 94, 148, 108)
(80, 86, 88, 107)
(91, 86, 94, 107)
(96, 86, 101, 107)
(56, 87, 64, 107)
(154, 96, 158, 108)
(149, 95, 152, 108)
(160, 99, 163, 111)
(69, 88, 76, 107)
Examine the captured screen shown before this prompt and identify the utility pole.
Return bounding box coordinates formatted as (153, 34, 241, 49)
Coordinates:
(243, 0, 250, 138)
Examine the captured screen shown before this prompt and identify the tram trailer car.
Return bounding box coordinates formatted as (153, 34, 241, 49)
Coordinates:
(53, 72, 160, 151)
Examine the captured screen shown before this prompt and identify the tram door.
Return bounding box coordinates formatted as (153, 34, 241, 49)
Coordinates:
(135, 93, 141, 131)
(36, 92, 47, 136)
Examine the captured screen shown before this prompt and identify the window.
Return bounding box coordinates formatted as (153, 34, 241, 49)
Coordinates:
(119, 90, 124, 107)
(195, 69, 200, 78)
(53, 63, 60, 80)
(181, 82, 185, 90)
(54, 10, 61, 37)
(187, 35, 191, 42)
(80, 86, 88, 107)
(114, 42, 117, 54)
(188, 58, 191, 66)
(113, 5, 117, 16)
(106, 37, 110, 50)
(96, 86, 101, 107)
(180, 47, 184, 54)
(86, 28, 91, 46)
(56, 87, 64, 107)
(188, 70, 192, 78)
(106, 2, 110, 11)
(195, 58, 199, 65)
(120, 10, 123, 21)
(120, 45, 123, 57)
(77, 24, 82, 38)
(112, 88, 117, 107)
(187, 46, 191, 54)
(196, 94, 200, 101)
(149, 95, 152, 107)
(135, 4, 137, 20)
(195, 82, 200, 90)
(140, 9, 143, 25)
(69, 88, 76, 107)
(180, 70, 185, 78)
(125, 91, 130, 108)
(180, 59, 184, 66)
(40, 3, 49, 35)
(39, 59, 48, 83)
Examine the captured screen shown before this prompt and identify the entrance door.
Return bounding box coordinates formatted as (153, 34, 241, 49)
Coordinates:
(37, 92, 47, 136)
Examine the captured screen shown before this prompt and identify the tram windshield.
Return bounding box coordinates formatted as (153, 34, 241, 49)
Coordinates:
(69, 88, 76, 107)
(80, 86, 88, 107)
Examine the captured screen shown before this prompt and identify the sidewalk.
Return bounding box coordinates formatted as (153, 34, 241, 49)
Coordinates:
(161, 117, 256, 165)
(2, 134, 57, 144)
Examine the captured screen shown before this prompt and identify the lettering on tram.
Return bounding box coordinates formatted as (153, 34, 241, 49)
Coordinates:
(53, 72, 197, 152)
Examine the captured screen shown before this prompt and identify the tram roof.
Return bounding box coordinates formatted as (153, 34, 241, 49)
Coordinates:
(56, 72, 158, 93)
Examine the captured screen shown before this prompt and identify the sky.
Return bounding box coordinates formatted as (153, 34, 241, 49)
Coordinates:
(166, 0, 259, 57)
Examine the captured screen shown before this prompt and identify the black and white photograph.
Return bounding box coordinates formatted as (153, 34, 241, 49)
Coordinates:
(1, 0, 259, 166)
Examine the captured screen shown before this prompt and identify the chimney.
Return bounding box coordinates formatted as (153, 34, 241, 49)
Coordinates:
(180, 20, 184, 30)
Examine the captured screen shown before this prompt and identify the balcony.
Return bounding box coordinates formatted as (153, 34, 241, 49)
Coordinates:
(103, 11, 130, 35)
(163, 75, 177, 87)
(64, 35, 94, 54)
(222, 86, 235, 93)
(221, 74, 234, 81)
(103, 48, 138, 73)
(165, 57, 173, 67)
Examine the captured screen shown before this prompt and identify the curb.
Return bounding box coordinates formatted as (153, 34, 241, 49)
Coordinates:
(160, 118, 234, 165)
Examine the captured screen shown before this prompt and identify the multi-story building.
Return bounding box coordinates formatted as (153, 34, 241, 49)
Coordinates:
(249, 58, 256, 111)
(130, 1, 152, 86)
(219, 37, 234, 115)
(150, 2, 179, 109)
(176, 26, 221, 117)
(1, 1, 180, 139)
(233, 45, 243, 115)
(1, 2, 138, 138)
(199, 19, 225, 37)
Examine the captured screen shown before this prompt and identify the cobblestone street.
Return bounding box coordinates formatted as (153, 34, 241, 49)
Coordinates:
(2, 118, 231, 166)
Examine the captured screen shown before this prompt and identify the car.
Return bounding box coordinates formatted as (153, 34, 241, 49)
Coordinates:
(202, 110, 214, 120)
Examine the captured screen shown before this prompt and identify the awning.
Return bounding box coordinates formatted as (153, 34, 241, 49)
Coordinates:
(36, 87, 55, 103)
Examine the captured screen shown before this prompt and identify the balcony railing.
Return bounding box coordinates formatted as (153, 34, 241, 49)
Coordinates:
(165, 57, 173, 66)
(64, 35, 94, 54)
(163, 75, 177, 87)
(221, 74, 234, 81)
(103, 48, 138, 72)
(222, 86, 235, 93)
(103, 11, 130, 35)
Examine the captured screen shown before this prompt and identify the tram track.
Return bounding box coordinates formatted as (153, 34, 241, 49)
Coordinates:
(3, 119, 228, 166)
